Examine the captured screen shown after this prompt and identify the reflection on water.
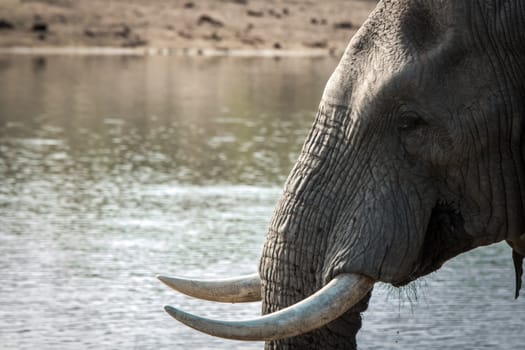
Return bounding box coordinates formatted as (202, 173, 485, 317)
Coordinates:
(0, 55, 328, 185)
(0, 55, 523, 349)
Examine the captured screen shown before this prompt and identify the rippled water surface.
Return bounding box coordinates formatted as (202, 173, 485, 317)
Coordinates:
(0, 55, 523, 349)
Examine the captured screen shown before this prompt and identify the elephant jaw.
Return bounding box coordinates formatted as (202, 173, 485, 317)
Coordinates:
(391, 200, 474, 287)
(158, 273, 374, 341)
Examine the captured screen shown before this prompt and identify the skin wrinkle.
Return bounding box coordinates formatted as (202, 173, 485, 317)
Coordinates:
(316, 109, 370, 265)
(375, 219, 389, 278)
(330, 134, 370, 216)
(306, 109, 351, 217)
(380, 127, 432, 265)
(482, 101, 499, 236)
(392, 180, 422, 277)
(338, 150, 374, 254)
(294, 107, 348, 203)
(461, 104, 488, 233)
(284, 165, 330, 228)
(315, 116, 371, 239)
(401, 185, 415, 267)
(479, 4, 513, 240)
(490, 4, 525, 238)
(281, 187, 332, 230)
(301, 127, 342, 231)
(472, 3, 508, 236)
(394, 193, 409, 271)
(326, 150, 375, 267)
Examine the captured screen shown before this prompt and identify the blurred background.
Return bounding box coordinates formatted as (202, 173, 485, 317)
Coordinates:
(0, 1, 524, 349)
(0, 0, 376, 53)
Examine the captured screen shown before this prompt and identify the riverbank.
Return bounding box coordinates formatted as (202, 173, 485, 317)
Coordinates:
(0, 46, 333, 57)
(0, 0, 377, 56)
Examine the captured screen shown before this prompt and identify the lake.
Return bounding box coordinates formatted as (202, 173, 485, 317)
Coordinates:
(0, 54, 523, 349)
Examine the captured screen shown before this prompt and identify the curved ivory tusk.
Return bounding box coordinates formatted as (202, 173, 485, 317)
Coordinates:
(163, 273, 374, 341)
(157, 273, 262, 303)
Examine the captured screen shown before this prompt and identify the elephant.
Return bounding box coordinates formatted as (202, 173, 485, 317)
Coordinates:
(157, 0, 525, 349)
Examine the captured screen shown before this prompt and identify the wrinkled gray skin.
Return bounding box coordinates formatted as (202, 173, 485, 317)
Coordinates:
(259, 0, 525, 349)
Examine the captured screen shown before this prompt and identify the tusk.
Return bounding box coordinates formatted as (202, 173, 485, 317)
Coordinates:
(157, 273, 261, 303)
(163, 273, 374, 341)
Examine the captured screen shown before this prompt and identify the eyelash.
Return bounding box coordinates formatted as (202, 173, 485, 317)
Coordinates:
(397, 112, 428, 132)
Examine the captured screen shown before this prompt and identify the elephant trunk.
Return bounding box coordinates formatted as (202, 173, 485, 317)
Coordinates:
(259, 195, 372, 349)
(258, 103, 374, 349)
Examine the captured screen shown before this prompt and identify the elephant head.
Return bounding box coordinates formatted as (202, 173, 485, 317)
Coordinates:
(158, 0, 525, 348)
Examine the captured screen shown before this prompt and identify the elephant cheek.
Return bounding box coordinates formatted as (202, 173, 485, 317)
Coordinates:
(323, 184, 437, 285)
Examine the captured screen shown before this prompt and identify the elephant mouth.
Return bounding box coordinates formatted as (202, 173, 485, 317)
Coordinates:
(394, 200, 473, 287)
(156, 202, 473, 341)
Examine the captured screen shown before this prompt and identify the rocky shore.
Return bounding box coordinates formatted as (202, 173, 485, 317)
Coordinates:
(0, 0, 377, 55)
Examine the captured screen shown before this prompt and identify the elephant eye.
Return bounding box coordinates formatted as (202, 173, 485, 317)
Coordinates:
(397, 112, 428, 133)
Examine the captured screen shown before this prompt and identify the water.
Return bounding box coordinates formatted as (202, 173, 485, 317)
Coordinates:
(0, 55, 523, 349)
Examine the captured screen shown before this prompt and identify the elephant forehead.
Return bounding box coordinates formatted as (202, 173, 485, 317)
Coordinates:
(322, 0, 467, 109)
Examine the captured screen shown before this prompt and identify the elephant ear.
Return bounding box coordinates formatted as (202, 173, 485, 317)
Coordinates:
(508, 238, 525, 299)
(518, 108, 525, 299)
(515, 97, 525, 299)
(512, 249, 524, 299)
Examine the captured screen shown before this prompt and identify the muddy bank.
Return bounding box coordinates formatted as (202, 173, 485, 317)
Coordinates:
(0, 0, 377, 55)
